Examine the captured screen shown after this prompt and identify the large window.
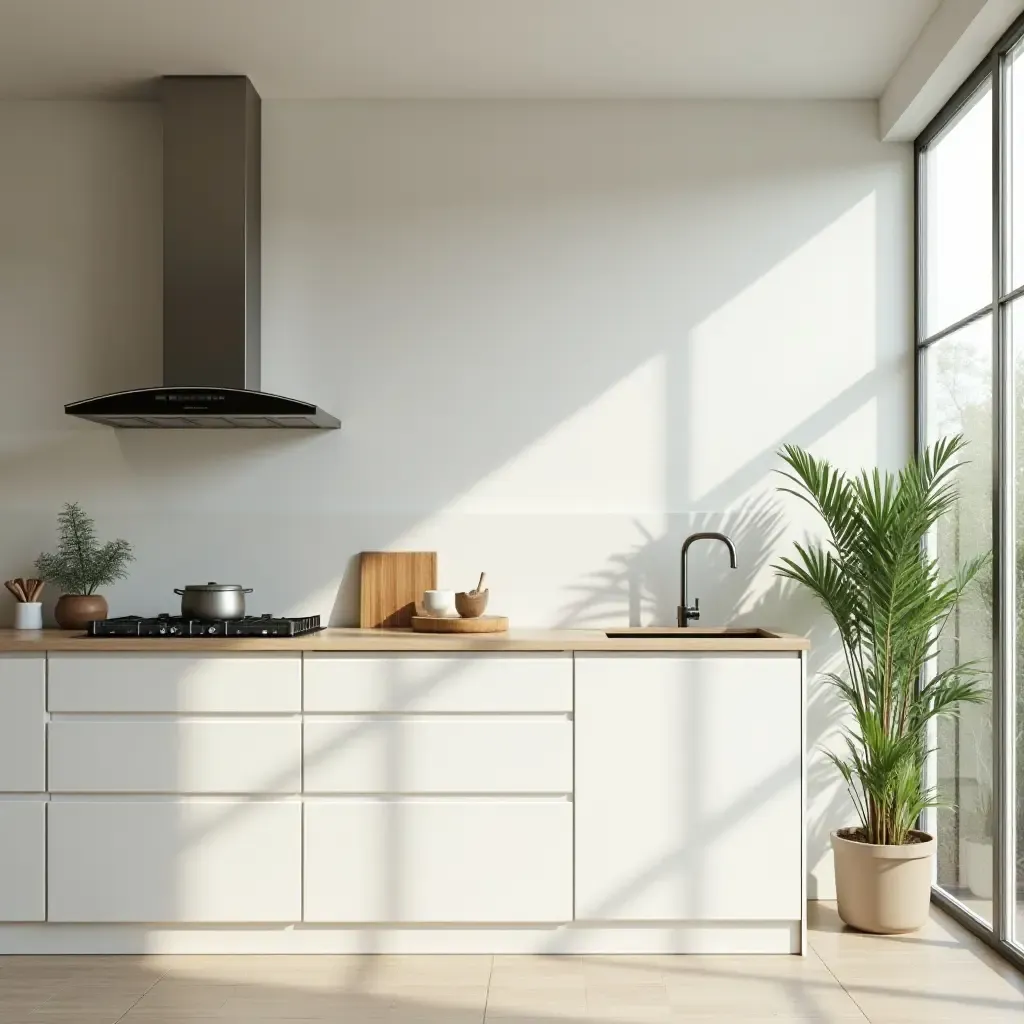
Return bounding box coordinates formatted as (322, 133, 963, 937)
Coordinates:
(917, 13, 1024, 967)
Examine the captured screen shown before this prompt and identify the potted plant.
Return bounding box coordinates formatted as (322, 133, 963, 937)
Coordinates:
(35, 502, 134, 629)
(775, 435, 988, 933)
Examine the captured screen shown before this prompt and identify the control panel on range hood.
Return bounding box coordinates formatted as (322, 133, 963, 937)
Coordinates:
(65, 76, 340, 431)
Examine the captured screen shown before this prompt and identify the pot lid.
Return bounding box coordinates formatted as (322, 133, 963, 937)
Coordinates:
(181, 582, 246, 592)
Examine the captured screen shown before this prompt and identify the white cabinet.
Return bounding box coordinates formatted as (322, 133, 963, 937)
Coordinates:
(48, 799, 302, 922)
(574, 653, 802, 922)
(0, 654, 45, 792)
(0, 801, 45, 921)
(304, 654, 572, 713)
(304, 799, 572, 923)
(304, 718, 572, 794)
(48, 654, 301, 712)
(49, 720, 301, 794)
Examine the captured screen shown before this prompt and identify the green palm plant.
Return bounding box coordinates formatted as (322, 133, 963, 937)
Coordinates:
(775, 435, 989, 845)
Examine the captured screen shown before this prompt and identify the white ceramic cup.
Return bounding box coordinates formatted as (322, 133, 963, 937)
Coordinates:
(422, 589, 457, 617)
(13, 602, 43, 630)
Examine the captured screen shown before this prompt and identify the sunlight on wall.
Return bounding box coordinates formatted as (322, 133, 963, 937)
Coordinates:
(686, 193, 878, 504)
(442, 356, 667, 515)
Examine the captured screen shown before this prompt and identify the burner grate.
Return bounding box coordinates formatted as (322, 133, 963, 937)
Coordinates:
(87, 614, 322, 638)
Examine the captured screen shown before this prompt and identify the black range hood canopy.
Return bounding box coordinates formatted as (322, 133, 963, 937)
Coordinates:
(66, 76, 339, 431)
(66, 387, 341, 429)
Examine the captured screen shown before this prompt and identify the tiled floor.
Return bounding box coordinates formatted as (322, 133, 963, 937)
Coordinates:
(0, 904, 1023, 1022)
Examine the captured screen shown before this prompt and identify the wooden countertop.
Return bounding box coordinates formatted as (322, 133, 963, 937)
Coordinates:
(0, 627, 808, 653)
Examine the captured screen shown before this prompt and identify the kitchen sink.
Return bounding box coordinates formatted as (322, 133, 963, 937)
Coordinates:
(604, 628, 777, 639)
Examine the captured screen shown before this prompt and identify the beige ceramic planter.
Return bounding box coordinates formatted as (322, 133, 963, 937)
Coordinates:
(832, 828, 935, 934)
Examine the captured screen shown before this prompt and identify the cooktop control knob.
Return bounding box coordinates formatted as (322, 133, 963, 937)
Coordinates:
(207, 626, 217, 635)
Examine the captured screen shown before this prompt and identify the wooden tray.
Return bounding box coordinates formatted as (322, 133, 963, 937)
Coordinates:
(411, 615, 509, 634)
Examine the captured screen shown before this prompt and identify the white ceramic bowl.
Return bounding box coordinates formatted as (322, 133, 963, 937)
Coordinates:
(422, 589, 457, 617)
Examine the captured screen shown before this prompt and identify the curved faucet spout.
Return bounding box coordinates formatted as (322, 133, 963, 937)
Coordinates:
(678, 531, 738, 627)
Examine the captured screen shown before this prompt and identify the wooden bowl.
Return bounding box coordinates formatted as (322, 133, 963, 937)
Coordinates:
(455, 589, 489, 618)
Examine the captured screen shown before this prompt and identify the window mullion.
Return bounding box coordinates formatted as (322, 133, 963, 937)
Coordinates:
(992, 47, 1016, 945)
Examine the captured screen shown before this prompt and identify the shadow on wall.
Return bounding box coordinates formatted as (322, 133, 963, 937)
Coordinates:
(553, 495, 853, 899)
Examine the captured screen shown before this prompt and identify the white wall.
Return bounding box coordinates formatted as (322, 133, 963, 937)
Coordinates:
(0, 99, 913, 897)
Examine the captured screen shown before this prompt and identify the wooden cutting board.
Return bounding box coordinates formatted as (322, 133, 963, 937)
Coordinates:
(359, 551, 437, 628)
(411, 615, 509, 634)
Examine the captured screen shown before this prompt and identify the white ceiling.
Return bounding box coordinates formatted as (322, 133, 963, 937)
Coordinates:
(0, 0, 940, 100)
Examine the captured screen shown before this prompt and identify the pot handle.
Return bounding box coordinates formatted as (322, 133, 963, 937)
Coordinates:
(243, 588, 254, 594)
(173, 589, 185, 596)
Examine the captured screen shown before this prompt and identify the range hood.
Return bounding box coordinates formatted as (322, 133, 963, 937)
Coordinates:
(66, 76, 340, 429)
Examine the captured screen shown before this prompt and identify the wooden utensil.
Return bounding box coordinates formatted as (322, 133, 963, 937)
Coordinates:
(472, 572, 486, 595)
(360, 551, 438, 628)
(411, 614, 508, 634)
(5, 578, 45, 602)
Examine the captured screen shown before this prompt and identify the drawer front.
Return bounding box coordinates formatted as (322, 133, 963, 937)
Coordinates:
(48, 799, 302, 922)
(304, 718, 572, 794)
(304, 799, 572, 923)
(303, 654, 572, 713)
(49, 720, 301, 794)
(48, 654, 301, 713)
(0, 655, 45, 792)
(0, 801, 45, 921)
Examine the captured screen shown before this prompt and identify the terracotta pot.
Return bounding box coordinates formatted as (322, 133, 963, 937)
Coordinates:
(54, 594, 108, 630)
(832, 828, 935, 934)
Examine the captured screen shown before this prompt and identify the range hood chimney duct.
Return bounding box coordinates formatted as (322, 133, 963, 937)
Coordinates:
(65, 75, 340, 429)
(163, 76, 262, 391)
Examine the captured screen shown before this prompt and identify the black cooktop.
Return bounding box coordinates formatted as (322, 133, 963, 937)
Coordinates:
(87, 614, 322, 638)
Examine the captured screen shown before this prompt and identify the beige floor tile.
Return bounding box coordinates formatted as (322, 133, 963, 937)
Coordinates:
(380, 1013, 484, 1024)
(127, 979, 238, 1016)
(587, 980, 670, 1008)
(838, 975, 1024, 1022)
(486, 985, 588, 1015)
(663, 962, 865, 1019)
(216, 990, 390, 1019)
(0, 1015, 128, 1024)
(384, 984, 490, 1009)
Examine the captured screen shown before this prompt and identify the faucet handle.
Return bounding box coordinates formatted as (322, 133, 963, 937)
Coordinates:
(690, 598, 700, 621)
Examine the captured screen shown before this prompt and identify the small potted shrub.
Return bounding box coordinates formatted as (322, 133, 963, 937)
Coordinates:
(35, 502, 134, 629)
(775, 435, 987, 933)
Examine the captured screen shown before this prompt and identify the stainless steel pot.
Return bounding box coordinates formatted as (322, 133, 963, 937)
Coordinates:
(174, 582, 253, 621)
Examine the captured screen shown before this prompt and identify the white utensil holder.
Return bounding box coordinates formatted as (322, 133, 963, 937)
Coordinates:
(13, 602, 43, 630)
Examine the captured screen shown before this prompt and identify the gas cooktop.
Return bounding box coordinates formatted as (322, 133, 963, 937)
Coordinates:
(87, 614, 322, 638)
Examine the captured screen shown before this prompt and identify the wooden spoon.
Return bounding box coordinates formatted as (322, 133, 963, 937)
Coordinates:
(471, 573, 487, 595)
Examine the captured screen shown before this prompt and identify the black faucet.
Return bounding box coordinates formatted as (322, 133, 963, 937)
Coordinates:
(678, 531, 738, 627)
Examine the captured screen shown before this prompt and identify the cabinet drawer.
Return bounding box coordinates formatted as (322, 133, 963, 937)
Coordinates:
(48, 654, 301, 713)
(0, 655, 45, 792)
(304, 799, 572, 923)
(48, 799, 302, 922)
(304, 718, 572, 794)
(49, 720, 301, 793)
(304, 654, 572, 713)
(0, 801, 45, 921)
